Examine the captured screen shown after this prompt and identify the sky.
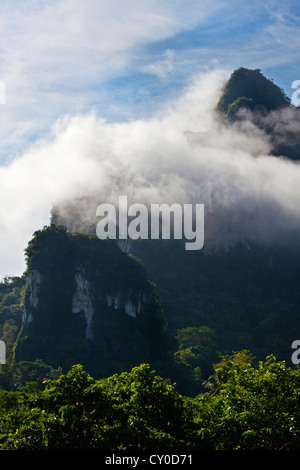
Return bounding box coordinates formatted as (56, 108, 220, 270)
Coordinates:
(0, 0, 300, 279)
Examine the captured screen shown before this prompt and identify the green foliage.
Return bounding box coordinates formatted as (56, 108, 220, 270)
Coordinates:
(173, 326, 217, 393)
(226, 96, 255, 118)
(194, 354, 300, 450)
(0, 356, 299, 450)
(131, 239, 300, 373)
(0, 363, 204, 450)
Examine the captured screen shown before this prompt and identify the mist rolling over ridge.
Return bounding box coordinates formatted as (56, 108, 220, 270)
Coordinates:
(0, 68, 300, 278)
(50, 69, 300, 250)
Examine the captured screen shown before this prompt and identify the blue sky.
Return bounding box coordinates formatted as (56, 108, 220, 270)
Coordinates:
(0, 0, 299, 160)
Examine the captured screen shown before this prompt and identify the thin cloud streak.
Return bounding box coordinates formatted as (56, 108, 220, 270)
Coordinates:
(0, 0, 220, 159)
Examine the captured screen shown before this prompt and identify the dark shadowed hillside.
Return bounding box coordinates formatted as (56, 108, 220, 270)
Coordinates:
(15, 225, 168, 380)
(217, 67, 291, 116)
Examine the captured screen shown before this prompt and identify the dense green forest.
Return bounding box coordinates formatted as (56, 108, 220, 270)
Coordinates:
(217, 67, 291, 116)
(1, 229, 300, 451)
(2, 226, 300, 399)
(0, 353, 299, 450)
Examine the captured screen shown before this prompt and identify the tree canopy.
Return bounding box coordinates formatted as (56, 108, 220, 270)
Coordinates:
(0, 354, 300, 450)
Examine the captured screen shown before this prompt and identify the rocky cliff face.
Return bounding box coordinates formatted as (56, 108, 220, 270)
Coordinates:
(22, 269, 41, 324)
(71, 268, 94, 340)
(17, 225, 165, 376)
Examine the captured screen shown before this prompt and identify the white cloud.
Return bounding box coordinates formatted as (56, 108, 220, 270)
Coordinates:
(1, 69, 300, 280)
(0, 0, 221, 159)
(142, 49, 176, 80)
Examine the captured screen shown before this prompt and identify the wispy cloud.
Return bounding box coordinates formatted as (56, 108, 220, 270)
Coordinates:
(0, 0, 220, 159)
(0, 0, 299, 160)
(142, 49, 176, 81)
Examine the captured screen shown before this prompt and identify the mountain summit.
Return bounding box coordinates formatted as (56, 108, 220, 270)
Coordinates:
(217, 67, 300, 161)
(217, 67, 291, 117)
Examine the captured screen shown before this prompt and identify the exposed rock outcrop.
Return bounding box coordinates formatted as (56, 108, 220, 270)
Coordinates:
(17, 225, 165, 374)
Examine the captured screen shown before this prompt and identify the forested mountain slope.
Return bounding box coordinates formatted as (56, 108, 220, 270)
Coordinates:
(1, 68, 300, 397)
